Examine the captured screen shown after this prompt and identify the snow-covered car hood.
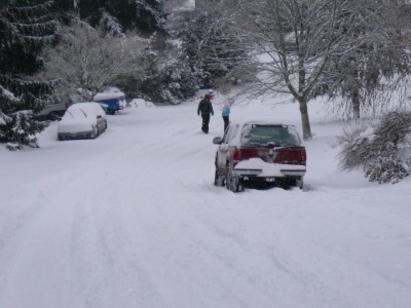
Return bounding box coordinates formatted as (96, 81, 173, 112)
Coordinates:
(57, 102, 105, 133)
(57, 118, 95, 133)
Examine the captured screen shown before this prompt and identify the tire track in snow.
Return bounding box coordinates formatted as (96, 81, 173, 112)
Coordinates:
(168, 195, 353, 308)
(63, 158, 168, 308)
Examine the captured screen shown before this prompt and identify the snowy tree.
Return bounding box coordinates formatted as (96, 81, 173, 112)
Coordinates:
(0, 0, 58, 150)
(53, 0, 79, 24)
(41, 22, 149, 100)
(121, 35, 199, 103)
(364, 143, 410, 184)
(172, 0, 249, 89)
(164, 0, 195, 13)
(338, 110, 411, 184)
(318, 0, 411, 119)
(78, 0, 165, 35)
(217, 0, 402, 140)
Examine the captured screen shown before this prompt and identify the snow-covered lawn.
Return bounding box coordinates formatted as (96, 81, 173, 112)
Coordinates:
(0, 93, 410, 308)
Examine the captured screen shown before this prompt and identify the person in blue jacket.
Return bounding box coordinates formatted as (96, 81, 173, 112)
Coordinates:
(222, 101, 231, 132)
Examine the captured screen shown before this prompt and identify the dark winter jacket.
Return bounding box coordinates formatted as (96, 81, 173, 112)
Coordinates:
(197, 98, 214, 116)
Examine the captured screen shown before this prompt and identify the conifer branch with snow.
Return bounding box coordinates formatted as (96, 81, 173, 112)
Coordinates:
(338, 109, 411, 184)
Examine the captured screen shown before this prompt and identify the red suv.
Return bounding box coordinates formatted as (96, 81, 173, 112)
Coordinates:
(213, 117, 306, 192)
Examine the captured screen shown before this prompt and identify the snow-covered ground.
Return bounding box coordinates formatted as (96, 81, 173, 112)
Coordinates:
(0, 93, 410, 308)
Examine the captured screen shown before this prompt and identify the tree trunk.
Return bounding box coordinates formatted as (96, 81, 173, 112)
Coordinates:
(351, 87, 360, 119)
(298, 98, 312, 140)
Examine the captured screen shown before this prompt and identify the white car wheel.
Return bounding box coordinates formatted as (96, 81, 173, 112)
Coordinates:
(214, 168, 225, 187)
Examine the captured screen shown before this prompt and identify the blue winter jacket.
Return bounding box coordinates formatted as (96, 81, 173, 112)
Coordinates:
(222, 106, 230, 116)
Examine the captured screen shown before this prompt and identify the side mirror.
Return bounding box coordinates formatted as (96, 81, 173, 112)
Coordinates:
(213, 137, 223, 144)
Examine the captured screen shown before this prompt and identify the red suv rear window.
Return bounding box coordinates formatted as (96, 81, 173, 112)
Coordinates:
(241, 124, 300, 146)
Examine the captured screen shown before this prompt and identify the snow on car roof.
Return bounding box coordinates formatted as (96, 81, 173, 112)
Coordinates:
(93, 92, 125, 101)
(229, 116, 295, 127)
(60, 103, 104, 127)
(226, 116, 302, 146)
(61, 102, 104, 121)
(67, 102, 102, 112)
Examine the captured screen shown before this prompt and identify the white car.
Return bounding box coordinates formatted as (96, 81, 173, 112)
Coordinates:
(57, 102, 107, 140)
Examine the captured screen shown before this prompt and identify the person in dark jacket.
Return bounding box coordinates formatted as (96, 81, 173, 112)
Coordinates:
(197, 94, 214, 133)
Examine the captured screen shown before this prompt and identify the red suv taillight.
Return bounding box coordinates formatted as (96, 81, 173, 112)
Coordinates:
(232, 147, 260, 164)
(301, 148, 307, 164)
(232, 148, 241, 163)
(232, 146, 306, 166)
(274, 148, 306, 165)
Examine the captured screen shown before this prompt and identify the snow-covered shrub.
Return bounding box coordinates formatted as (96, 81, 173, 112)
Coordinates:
(338, 110, 411, 184)
(364, 143, 410, 184)
(336, 123, 375, 170)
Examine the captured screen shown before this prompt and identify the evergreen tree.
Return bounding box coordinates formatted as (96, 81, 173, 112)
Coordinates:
(121, 35, 199, 104)
(0, 0, 58, 150)
(78, 0, 165, 35)
(175, 3, 249, 88)
(53, 0, 79, 24)
(364, 143, 410, 184)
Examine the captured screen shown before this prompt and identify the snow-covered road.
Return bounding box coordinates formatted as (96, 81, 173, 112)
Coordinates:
(0, 97, 410, 308)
